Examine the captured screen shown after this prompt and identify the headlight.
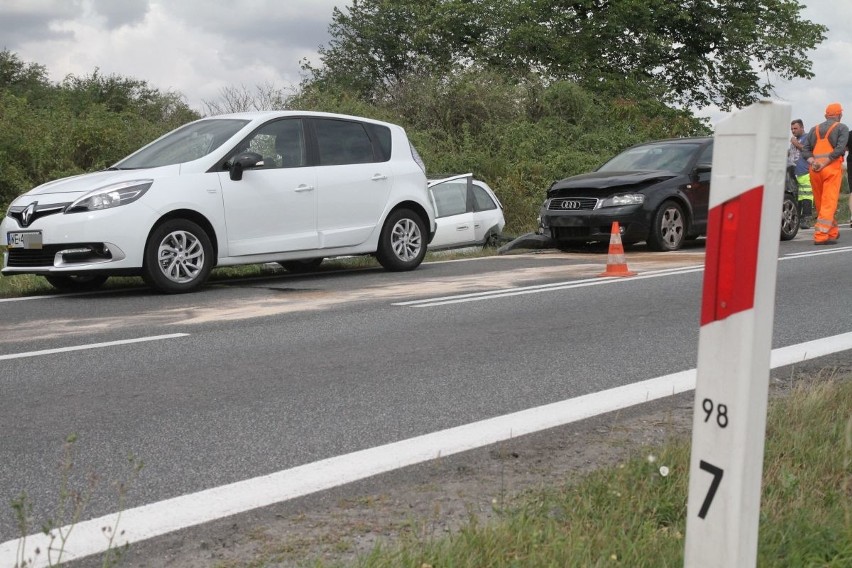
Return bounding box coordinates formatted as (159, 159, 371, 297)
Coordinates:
(598, 194, 644, 208)
(66, 180, 153, 213)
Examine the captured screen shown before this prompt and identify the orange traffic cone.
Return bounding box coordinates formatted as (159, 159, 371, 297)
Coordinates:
(598, 221, 636, 277)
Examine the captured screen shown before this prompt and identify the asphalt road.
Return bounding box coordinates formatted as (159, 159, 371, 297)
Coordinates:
(1, 231, 851, 549)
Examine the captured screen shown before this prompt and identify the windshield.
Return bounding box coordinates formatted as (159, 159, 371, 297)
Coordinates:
(598, 143, 701, 173)
(114, 119, 250, 169)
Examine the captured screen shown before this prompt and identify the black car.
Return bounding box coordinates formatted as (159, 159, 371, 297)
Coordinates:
(539, 137, 714, 251)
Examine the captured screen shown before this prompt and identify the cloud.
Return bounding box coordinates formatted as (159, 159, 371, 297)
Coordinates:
(0, 0, 340, 112)
(0, 0, 81, 45)
(164, 0, 338, 52)
(1, 0, 849, 123)
(90, 0, 150, 28)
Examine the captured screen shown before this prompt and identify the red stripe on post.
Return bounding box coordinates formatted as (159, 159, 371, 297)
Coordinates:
(700, 186, 764, 326)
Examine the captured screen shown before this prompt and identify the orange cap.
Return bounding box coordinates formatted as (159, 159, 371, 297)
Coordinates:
(825, 102, 843, 116)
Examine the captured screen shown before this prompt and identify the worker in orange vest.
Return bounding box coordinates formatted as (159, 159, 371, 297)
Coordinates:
(802, 102, 849, 245)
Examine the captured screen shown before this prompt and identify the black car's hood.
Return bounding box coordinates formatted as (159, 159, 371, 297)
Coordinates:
(548, 170, 678, 196)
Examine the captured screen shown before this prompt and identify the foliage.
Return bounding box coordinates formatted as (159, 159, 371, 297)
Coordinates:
(295, 0, 826, 233)
(307, 0, 826, 111)
(295, 69, 709, 233)
(0, 50, 199, 212)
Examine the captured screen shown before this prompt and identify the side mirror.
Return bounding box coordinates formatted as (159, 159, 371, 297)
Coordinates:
(691, 163, 711, 181)
(228, 151, 264, 181)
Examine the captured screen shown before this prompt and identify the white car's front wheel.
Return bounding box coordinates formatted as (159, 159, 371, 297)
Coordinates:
(143, 219, 213, 293)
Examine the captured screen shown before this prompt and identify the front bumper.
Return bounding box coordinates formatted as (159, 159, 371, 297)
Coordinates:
(1, 205, 154, 276)
(539, 205, 650, 243)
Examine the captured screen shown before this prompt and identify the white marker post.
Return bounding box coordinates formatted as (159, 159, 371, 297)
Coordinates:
(684, 100, 790, 567)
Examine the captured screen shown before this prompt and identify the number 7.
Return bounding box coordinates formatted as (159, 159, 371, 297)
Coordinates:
(698, 460, 724, 519)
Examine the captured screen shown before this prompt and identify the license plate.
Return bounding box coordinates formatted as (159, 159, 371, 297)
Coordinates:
(6, 231, 43, 250)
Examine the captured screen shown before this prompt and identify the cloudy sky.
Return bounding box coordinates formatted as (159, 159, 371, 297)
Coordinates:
(1, 0, 849, 128)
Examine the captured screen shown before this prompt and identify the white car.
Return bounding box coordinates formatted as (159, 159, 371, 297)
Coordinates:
(427, 174, 505, 250)
(1, 111, 436, 293)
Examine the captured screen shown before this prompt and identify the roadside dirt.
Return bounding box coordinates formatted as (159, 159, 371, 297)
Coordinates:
(5, 249, 706, 344)
(80, 360, 849, 568)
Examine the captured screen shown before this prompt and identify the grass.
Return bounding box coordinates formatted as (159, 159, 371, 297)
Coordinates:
(286, 376, 850, 567)
(12, 435, 143, 568)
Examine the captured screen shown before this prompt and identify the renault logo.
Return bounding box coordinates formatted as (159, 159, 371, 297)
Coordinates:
(21, 202, 37, 227)
(560, 200, 581, 210)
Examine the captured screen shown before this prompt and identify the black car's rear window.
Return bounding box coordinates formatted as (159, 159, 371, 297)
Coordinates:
(599, 143, 701, 173)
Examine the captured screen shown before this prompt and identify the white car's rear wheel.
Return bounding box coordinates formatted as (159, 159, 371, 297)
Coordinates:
(376, 209, 427, 271)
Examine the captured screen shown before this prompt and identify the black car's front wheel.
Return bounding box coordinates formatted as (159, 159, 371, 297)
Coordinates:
(780, 193, 800, 241)
(647, 200, 687, 251)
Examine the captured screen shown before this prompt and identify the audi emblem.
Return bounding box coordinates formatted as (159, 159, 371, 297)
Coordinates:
(560, 200, 581, 210)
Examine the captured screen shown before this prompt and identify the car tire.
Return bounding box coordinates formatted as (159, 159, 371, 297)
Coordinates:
(44, 274, 108, 291)
(647, 200, 687, 251)
(279, 258, 323, 273)
(375, 208, 427, 271)
(780, 194, 800, 241)
(142, 219, 213, 293)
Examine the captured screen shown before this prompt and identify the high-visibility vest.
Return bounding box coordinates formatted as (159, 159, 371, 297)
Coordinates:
(796, 173, 813, 201)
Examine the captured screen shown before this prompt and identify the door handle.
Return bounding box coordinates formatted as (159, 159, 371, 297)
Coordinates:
(371, 174, 388, 181)
(457, 225, 470, 231)
(294, 185, 315, 192)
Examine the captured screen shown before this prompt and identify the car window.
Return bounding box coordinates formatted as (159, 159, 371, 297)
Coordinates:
(239, 119, 305, 169)
(365, 123, 392, 161)
(598, 143, 701, 173)
(431, 181, 469, 217)
(697, 143, 713, 166)
(314, 119, 375, 166)
(116, 119, 250, 169)
(472, 185, 498, 211)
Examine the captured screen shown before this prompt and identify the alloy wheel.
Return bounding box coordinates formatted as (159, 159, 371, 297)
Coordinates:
(659, 206, 684, 248)
(390, 218, 422, 261)
(157, 230, 205, 283)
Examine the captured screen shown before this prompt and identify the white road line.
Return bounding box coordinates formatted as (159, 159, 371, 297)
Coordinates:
(0, 292, 87, 302)
(0, 334, 190, 361)
(395, 266, 704, 307)
(782, 245, 852, 258)
(0, 287, 150, 303)
(4, 331, 851, 567)
(398, 245, 852, 308)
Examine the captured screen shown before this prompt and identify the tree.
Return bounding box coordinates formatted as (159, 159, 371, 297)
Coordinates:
(305, 0, 494, 100)
(202, 82, 295, 115)
(0, 52, 200, 211)
(59, 69, 197, 124)
(308, 0, 826, 110)
(0, 49, 51, 104)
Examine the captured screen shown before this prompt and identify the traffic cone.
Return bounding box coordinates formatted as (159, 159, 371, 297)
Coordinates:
(598, 221, 636, 277)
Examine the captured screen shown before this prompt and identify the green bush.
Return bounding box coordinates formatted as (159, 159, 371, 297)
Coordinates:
(2, 52, 711, 235)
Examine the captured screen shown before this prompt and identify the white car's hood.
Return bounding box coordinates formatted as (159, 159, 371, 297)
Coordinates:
(18, 166, 178, 203)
